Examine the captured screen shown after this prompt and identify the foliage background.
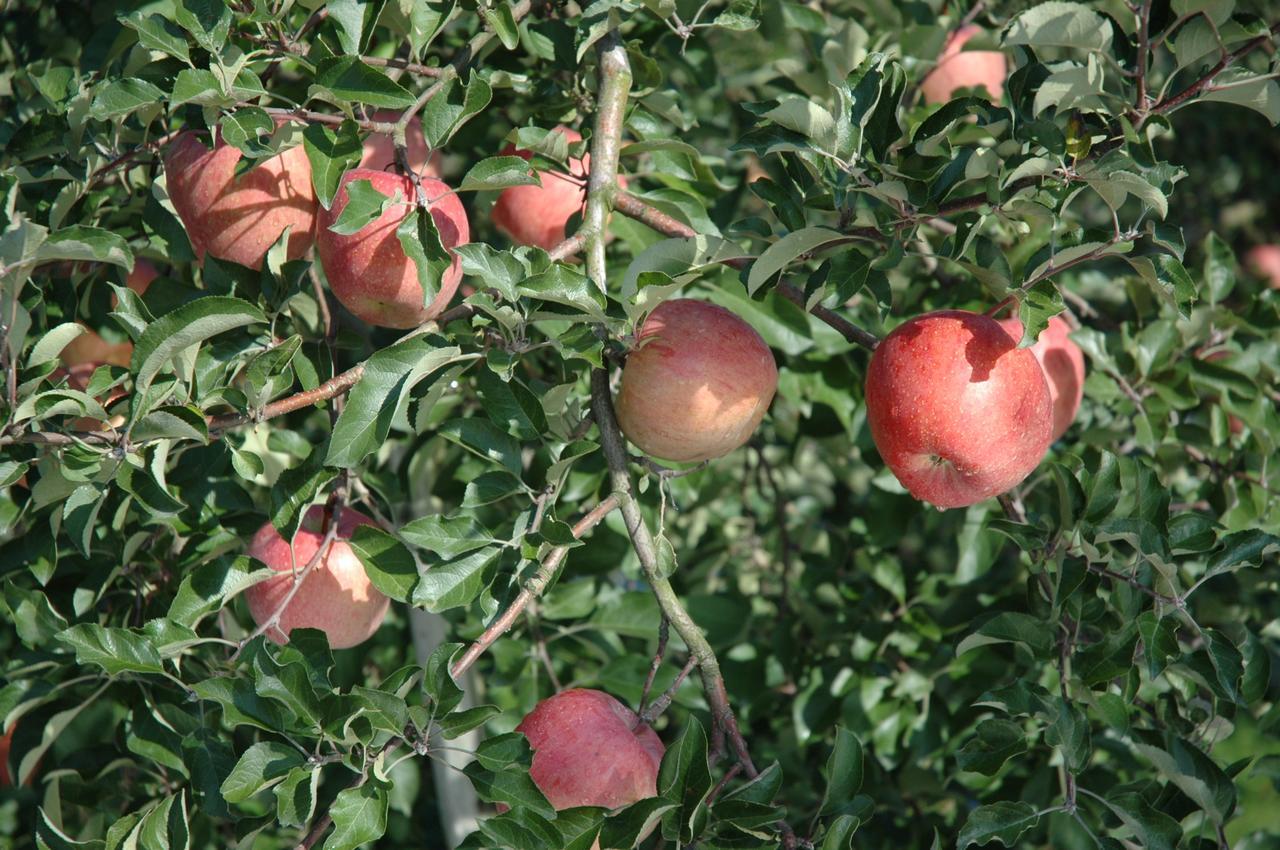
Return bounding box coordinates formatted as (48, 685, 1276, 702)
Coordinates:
(0, 1, 1279, 849)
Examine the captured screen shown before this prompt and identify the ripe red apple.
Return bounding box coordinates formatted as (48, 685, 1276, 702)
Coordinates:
(1244, 244, 1280, 288)
(359, 110, 440, 177)
(920, 25, 1007, 105)
(317, 168, 469, 329)
(864, 310, 1052, 509)
(614, 299, 778, 463)
(490, 126, 628, 251)
(516, 689, 664, 813)
(164, 132, 318, 269)
(997, 315, 1085, 441)
(60, 259, 158, 369)
(244, 506, 389, 649)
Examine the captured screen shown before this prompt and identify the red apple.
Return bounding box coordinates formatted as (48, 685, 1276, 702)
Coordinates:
(0, 726, 11, 786)
(316, 168, 469, 329)
(60, 259, 158, 369)
(864, 310, 1052, 509)
(164, 132, 318, 269)
(359, 110, 440, 177)
(997, 315, 1085, 441)
(1244, 244, 1280, 288)
(516, 689, 664, 813)
(920, 25, 1007, 105)
(614, 299, 778, 463)
(490, 126, 628, 251)
(244, 506, 389, 649)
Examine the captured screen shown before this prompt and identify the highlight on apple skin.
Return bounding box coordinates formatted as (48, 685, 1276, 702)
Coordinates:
(60, 259, 158, 370)
(1244, 244, 1280, 288)
(164, 132, 318, 270)
(614, 298, 778, 464)
(359, 110, 440, 177)
(516, 689, 664, 815)
(490, 126, 628, 251)
(244, 506, 389, 650)
(864, 310, 1053, 509)
(317, 168, 469, 329)
(920, 25, 1007, 105)
(998, 315, 1086, 441)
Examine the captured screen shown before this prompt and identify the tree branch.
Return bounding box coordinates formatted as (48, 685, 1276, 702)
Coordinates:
(584, 32, 632, 285)
(1134, 0, 1155, 114)
(449, 495, 621, 678)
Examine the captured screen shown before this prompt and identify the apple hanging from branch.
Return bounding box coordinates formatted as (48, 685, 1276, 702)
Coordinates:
(244, 506, 389, 649)
(516, 689, 664, 815)
(317, 168, 469, 329)
(865, 310, 1052, 509)
(614, 299, 778, 463)
(164, 133, 319, 269)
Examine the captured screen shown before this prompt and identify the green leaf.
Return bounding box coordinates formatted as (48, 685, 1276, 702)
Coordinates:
(167, 556, 272, 628)
(748, 227, 847, 295)
(328, 179, 395, 235)
(348, 525, 419, 603)
(395, 206, 451, 312)
(173, 0, 232, 53)
(1203, 231, 1236, 304)
(57, 624, 164, 676)
(303, 121, 365, 210)
(957, 801, 1042, 848)
(326, 340, 466, 467)
(129, 296, 266, 418)
(400, 514, 498, 560)
(412, 547, 500, 612)
(518, 265, 608, 320)
(37, 226, 133, 269)
(956, 719, 1027, 776)
(1198, 67, 1280, 124)
(420, 75, 492, 149)
(464, 762, 556, 818)
(475, 368, 547, 440)
(482, 2, 521, 50)
(26, 322, 86, 367)
(89, 78, 165, 121)
(220, 742, 305, 804)
(322, 782, 389, 850)
(327, 0, 388, 54)
(458, 156, 541, 192)
(1004, 1, 1113, 51)
(437, 418, 523, 475)
(658, 718, 713, 842)
(819, 727, 864, 814)
(1099, 793, 1181, 850)
(1132, 736, 1237, 826)
(220, 108, 276, 158)
(956, 612, 1053, 658)
(312, 57, 415, 108)
(119, 12, 191, 63)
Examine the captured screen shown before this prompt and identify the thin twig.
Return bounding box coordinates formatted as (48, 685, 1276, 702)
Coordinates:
(636, 617, 670, 720)
(638, 654, 699, 725)
(450, 495, 621, 678)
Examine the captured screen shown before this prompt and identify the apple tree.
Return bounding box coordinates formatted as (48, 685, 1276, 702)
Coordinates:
(1, 0, 1279, 848)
